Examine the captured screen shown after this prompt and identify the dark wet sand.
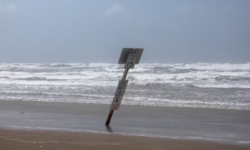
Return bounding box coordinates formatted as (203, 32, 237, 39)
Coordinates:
(0, 100, 250, 149)
(0, 129, 249, 150)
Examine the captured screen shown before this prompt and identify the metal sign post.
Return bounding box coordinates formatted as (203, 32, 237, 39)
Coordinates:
(105, 48, 144, 126)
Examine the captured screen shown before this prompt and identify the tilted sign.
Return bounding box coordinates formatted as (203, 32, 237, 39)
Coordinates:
(115, 80, 128, 95)
(124, 53, 137, 69)
(106, 48, 144, 125)
(110, 80, 128, 111)
(118, 48, 144, 64)
(110, 95, 123, 110)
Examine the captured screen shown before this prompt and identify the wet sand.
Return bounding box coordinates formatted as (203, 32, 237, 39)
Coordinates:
(0, 100, 250, 147)
(0, 129, 249, 150)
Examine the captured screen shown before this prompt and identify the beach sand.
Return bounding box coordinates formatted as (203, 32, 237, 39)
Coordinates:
(0, 100, 250, 150)
(0, 129, 249, 150)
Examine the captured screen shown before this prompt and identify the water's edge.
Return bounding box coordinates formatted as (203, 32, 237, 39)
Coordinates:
(1, 100, 250, 145)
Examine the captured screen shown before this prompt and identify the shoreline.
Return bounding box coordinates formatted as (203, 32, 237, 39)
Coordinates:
(1, 99, 249, 112)
(0, 128, 249, 150)
(0, 100, 250, 146)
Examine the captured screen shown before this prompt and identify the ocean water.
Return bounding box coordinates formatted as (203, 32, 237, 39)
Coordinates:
(0, 63, 250, 110)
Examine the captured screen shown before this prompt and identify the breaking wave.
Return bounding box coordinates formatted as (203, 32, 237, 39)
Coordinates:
(0, 63, 250, 110)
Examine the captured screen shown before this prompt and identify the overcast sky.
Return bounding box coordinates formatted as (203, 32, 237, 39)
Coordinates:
(0, 0, 249, 63)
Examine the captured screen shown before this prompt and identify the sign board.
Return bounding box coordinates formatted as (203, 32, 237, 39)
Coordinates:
(110, 95, 123, 110)
(115, 80, 128, 95)
(124, 53, 137, 69)
(118, 48, 144, 64)
(105, 47, 144, 125)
